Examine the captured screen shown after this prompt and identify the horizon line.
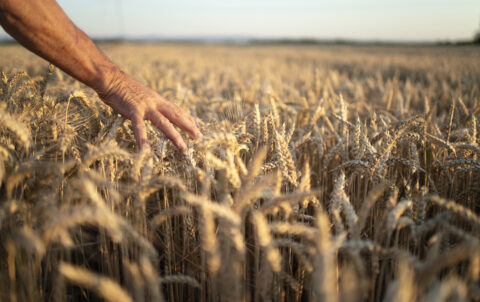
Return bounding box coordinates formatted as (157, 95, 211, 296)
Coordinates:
(0, 35, 477, 46)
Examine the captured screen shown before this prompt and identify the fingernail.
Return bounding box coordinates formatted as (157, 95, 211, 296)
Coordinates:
(179, 141, 187, 150)
(195, 130, 203, 139)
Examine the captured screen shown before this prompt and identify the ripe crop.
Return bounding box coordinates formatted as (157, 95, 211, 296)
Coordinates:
(0, 44, 479, 301)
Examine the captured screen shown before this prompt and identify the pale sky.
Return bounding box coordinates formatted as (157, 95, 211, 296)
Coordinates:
(1, 0, 479, 42)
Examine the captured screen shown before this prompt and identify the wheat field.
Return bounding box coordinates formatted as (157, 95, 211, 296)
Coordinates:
(0, 44, 479, 301)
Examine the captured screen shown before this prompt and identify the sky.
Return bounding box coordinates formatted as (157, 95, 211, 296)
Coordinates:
(0, 0, 479, 42)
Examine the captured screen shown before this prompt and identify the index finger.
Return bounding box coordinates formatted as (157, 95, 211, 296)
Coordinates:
(157, 100, 202, 139)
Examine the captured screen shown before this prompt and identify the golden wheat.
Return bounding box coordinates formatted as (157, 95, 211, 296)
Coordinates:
(0, 44, 479, 302)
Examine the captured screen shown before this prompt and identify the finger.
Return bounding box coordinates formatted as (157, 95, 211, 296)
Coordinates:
(157, 100, 202, 139)
(147, 110, 187, 151)
(132, 116, 150, 151)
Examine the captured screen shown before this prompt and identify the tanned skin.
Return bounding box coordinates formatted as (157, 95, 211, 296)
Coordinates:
(0, 0, 202, 151)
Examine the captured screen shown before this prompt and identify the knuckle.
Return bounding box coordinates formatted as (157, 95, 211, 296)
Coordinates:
(174, 106, 187, 118)
(155, 113, 169, 126)
(173, 104, 184, 114)
(131, 109, 144, 121)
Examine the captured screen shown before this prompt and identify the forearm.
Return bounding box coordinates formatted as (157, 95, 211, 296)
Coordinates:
(0, 0, 119, 94)
(0, 0, 201, 150)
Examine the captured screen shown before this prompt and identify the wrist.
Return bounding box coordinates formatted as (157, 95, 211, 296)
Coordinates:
(93, 65, 126, 101)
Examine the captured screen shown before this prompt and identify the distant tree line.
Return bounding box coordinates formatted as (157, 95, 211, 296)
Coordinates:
(474, 31, 480, 44)
(474, 18, 480, 44)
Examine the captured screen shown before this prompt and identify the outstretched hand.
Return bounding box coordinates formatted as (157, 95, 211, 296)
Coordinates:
(98, 72, 202, 151)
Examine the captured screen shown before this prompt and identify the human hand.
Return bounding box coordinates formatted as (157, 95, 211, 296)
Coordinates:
(97, 71, 202, 151)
